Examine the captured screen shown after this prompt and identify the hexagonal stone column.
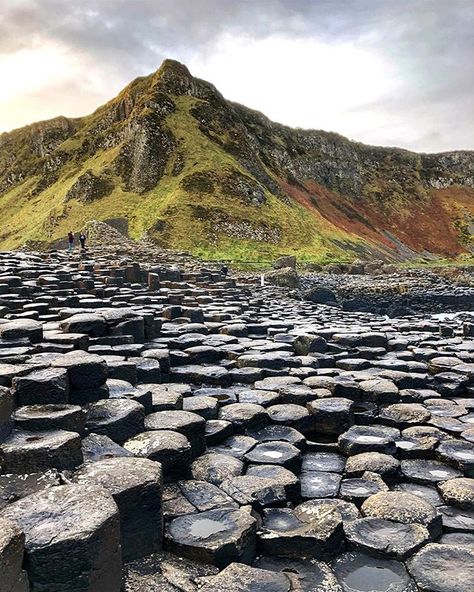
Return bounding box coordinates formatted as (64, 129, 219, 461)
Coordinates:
(145, 410, 206, 457)
(73, 457, 163, 561)
(0, 430, 83, 473)
(199, 563, 291, 592)
(165, 508, 256, 567)
(0, 517, 28, 592)
(12, 368, 70, 406)
(0, 484, 122, 592)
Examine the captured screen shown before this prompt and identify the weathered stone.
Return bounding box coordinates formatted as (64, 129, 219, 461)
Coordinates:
(0, 484, 122, 592)
(73, 457, 163, 560)
(165, 508, 256, 567)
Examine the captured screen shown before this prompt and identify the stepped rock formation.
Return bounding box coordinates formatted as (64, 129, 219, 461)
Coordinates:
(0, 59, 473, 261)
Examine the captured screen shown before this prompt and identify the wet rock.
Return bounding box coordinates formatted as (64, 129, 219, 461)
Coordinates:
(86, 399, 145, 443)
(0, 517, 26, 592)
(144, 410, 205, 456)
(339, 426, 398, 455)
(438, 505, 474, 532)
(81, 433, 133, 462)
(244, 441, 301, 472)
(408, 543, 474, 592)
(165, 508, 256, 567)
(344, 517, 430, 560)
(191, 452, 244, 485)
(124, 430, 191, 478)
(73, 457, 163, 560)
(400, 459, 461, 484)
(253, 555, 341, 592)
(0, 470, 61, 510)
(0, 429, 82, 473)
(12, 368, 69, 406)
(199, 562, 291, 592)
(0, 483, 122, 592)
(259, 504, 344, 560)
(13, 404, 86, 434)
(332, 552, 415, 592)
(436, 440, 474, 474)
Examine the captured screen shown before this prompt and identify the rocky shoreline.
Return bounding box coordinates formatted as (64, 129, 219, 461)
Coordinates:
(0, 245, 473, 591)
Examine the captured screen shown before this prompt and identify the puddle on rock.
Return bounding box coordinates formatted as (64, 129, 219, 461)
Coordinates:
(344, 565, 404, 591)
(189, 518, 227, 539)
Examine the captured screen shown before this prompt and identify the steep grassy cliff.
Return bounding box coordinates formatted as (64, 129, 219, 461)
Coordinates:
(0, 59, 473, 262)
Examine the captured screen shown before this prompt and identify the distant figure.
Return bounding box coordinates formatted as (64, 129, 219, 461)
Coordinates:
(221, 265, 229, 277)
(67, 231, 74, 253)
(79, 231, 87, 250)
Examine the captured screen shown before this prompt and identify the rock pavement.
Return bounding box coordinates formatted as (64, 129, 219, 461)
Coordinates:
(0, 246, 472, 591)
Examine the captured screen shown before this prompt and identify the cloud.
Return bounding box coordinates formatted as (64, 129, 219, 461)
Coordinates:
(0, 0, 473, 152)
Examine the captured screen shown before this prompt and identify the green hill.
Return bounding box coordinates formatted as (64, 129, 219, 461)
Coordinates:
(0, 59, 473, 263)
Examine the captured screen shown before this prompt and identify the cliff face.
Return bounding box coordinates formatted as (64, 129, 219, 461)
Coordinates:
(0, 59, 473, 261)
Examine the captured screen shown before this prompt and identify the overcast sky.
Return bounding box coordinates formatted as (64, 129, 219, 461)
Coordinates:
(1, 0, 473, 152)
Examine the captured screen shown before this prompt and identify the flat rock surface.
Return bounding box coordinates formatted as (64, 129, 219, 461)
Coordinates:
(0, 249, 472, 590)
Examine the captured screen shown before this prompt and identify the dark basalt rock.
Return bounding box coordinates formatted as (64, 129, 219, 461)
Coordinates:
(244, 441, 301, 472)
(164, 508, 257, 567)
(86, 398, 145, 443)
(258, 504, 344, 560)
(338, 425, 398, 455)
(0, 429, 83, 473)
(332, 552, 416, 592)
(191, 452, 244, 485)
(0, 516, 27, 592)
(52, 350, 108, 390)
(0, 470, 61, 510)
(73, 456, 163, 561)
(253, 555, 341, 592)
(145, 410, 205, 457)
(199, 562, 291, 592)
(0, 483, 122, 592)
(12, 367, 70, 406)
(13, 403, 86, 434)
(408, 543, 474, 592)
(344, 517, 430, 560)
(124, 429, 191, 479)
(81, 426, 133, 459)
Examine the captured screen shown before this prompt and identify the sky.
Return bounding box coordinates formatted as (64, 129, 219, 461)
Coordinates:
(0, 0, 473, 153)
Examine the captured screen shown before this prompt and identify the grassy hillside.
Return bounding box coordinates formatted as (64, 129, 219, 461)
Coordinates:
(0, 59, 473, 262)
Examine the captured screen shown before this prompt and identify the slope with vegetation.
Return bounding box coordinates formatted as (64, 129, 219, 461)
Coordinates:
(0, 59, 473, 263)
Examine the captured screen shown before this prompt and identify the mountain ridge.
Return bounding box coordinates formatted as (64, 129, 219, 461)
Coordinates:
(0, 58, 473, 261)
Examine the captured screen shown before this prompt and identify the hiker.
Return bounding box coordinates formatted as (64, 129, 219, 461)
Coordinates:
(79, 231, 87, 250)
(67, 231, 74, 253)
(221, 265, 229, 277)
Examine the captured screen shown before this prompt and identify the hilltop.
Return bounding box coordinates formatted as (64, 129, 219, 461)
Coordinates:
(0, 59, 473, 263)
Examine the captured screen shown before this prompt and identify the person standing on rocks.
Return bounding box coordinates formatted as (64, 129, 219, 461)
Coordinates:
(79, 231, 87, 250)
(67, 231, 74, 253)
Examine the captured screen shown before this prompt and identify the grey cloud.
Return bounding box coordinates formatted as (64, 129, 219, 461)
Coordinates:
(1, 0, 473, 151)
